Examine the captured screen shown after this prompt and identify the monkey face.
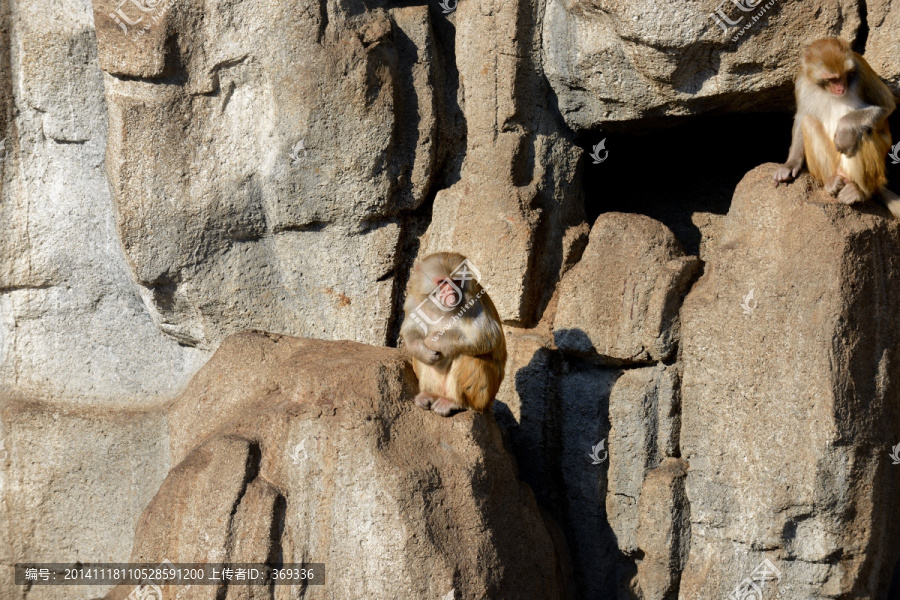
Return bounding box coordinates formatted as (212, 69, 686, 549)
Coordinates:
(432, 278, 464, 309)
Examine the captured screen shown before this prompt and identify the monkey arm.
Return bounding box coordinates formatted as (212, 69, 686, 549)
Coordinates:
(424, 317, 503, 359)
(400, 325, 443, 365)
(774, 116, 805, 183)
(835, 106, 889, 156)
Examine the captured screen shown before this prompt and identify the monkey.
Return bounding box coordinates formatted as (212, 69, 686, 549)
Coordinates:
(774, 38, 900, 218)
(399, 252, 507, 417)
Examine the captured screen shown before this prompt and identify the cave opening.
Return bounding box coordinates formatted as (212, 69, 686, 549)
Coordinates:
(579, 111, 900, 258)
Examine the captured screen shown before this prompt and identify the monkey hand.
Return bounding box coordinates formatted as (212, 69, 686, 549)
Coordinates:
(834, 120, 863, 156)
(773, 163, 801, 185)
(413, 343, 442, 365)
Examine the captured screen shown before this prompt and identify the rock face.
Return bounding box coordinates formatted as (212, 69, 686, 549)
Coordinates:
(417, 0, 588, 326)
(680, 165, 900, 599)
(553, 213, 700, 365)
(541, 0, 865, 129)
(103, 332, 567, 600)
(93, 0, 452, 349)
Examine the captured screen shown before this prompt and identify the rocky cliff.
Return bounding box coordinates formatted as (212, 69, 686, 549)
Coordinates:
(3, 0, 900, 599)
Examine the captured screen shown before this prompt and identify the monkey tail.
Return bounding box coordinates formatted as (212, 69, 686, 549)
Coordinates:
(879, 187, 900, 220)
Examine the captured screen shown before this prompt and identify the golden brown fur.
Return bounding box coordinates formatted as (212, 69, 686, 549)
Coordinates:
(400, 252, 506, 416)
(774, 38, 899, 217)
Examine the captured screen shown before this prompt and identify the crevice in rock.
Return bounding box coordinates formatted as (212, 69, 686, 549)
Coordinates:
(853, 0, 870, 54)
(386, 4, 465, 347)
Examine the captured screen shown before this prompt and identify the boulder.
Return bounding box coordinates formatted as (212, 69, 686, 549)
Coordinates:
(553, 213, 699, 365)
(635, 458, 690, 600)
(680, 165, 900, 598)
(417, 0, 588, 326)
(104, 332, 567, 600)
(541, 0, 865, 129)
(92, 0, 451, 349)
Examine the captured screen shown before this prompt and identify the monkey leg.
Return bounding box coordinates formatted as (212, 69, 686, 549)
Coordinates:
(837, 126, 891, 202)
(414, 391, 439, 410)
(450, 354, 503, 413)
(825, 174, 846, 196)
(431, 396, 465, 417)
(801, 115, 841, 185)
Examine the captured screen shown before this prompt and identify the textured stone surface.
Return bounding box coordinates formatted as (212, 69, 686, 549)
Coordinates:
(105, 332, 567, 600)
(554, 213, 700, 365)
(606, 365, 679, 558)
(417, 0, 588, 326)
(680, 165, 900, 599)
(0, 398, 169, 600)
(94, 1, 449, 350)
(542, 0, 863, 130)
(866, 0, 900, 95)
(635, 458, 690, 600)
(0, 0, 203, 405)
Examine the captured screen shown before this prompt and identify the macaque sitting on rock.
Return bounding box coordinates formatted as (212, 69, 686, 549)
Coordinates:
(774, 38, 900, 218)
(400, 252, 506, 417)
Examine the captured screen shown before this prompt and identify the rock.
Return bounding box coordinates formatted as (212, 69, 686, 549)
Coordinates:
(679, 165, 900, 598)
(0, 0, 203, 404)
(93, 1, 451, 349)
(105, 332, 567, 600)
(553, 213, 700, 365)
(541, 0, 863, 129)
(635, 458, 690, 600)
(606, 365, 679, 558)
(0, 397, 169, 600)
(418, 0, 588, 326)
(865, 1, 900, 94)
(556, 364, 620, 600)
(493, 327, 559, 509)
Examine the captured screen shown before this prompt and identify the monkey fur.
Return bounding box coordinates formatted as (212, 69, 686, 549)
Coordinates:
(774, 38, 900, 217)
(400, 252, 506, 417)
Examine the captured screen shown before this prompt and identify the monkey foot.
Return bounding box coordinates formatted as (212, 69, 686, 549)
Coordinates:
(838, 183, 865, 205)
(825, 175, 846, 196)
(414, 392, 439, 410)
(431, 397, 465, 417)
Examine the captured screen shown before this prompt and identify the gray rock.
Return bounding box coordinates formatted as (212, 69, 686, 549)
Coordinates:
(418, 0, 588, 326)
(680, 165, 900, 599)
(635, 458, 690, 600)
(554, 213, 700, 365)
(94, 1, 448, 349)
(542, 0, 863, 129)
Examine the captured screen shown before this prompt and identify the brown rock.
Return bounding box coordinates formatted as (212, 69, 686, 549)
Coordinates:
(553, 213, 700, 365)
(106, 332, 566, 600)
(680, 165, 900, 598)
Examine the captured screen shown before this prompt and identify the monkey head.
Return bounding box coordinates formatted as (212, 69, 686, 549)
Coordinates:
(411, 252, 482, 310)
(803, 38, 856, 97)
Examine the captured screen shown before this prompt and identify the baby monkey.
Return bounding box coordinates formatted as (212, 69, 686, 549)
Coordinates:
(400, 252, 506, 417)
(774, 38, 900, 217)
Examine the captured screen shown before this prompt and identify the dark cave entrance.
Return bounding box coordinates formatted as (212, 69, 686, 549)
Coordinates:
(579, 111, 900, 257)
